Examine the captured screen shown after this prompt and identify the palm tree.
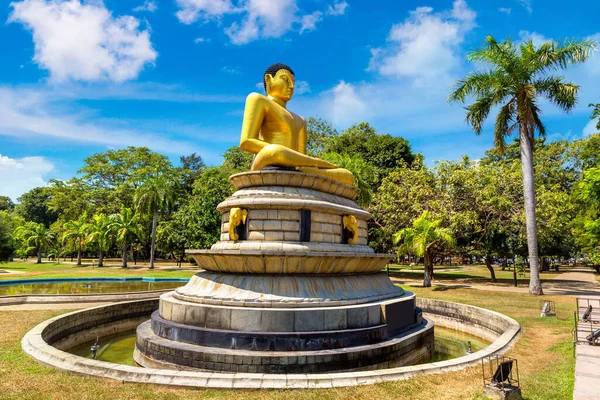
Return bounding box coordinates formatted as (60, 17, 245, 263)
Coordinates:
(109, 206, 141, 268)
(448, 36, 595, 295)
(134, 173, 177, 269)
(84, 213, 113, 267)
(62, 212, 88, 266)
(393, 211, 455, 287)
(15, 222, 55, 264)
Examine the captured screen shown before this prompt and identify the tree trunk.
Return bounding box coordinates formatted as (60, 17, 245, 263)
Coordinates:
(485, 254, 496, 282)
(122, 241, 128, 268)
(540, 257, 549, 272)
(149, 211, 158, 269)
(520, 124, 543, 295)
(76, 243, 82, 266)
(423, 250, 433, 287)
(98, 249, 104, 267)
(36, 246, 41, 264)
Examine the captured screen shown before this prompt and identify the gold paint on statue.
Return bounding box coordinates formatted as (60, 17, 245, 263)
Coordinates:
(228, 208, 248, 241)
(343, 215, 359, 245)
(239, 66, 354, 185)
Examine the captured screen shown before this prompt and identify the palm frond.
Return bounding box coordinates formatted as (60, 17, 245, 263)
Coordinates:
(534, 76, 579, 112)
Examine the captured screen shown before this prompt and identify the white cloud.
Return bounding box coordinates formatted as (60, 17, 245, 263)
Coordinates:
(175, 0, 345, 44)
(518, 30, 551, 47)
(326, 1, 348, 16)
(368, 0, 476, 83)
(175, 0, 237, 24)
(0, 154, 54, 201)
(320, 81, 368, 126)
(9, 0, 157, 82)
(583, 119, 599, 136)
(294, 81, 311, 95)
(583, 33, 600, 76)
(133, 0, 157, 13)
(498, 7, 511, 14)
(226, 0, 298, 44)
(194, 37, 209, 43)
(300, 11, 323, 34)
(519, 0, 533, 14)
(221, 66, 239, 74)
(0, 86, 216, 158)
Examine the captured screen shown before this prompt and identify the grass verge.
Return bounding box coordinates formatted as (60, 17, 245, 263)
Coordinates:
(0, 286, 575, 400)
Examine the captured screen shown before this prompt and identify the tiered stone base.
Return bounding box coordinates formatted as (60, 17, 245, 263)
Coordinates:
(134, 170, 434, 373)
(134, 289, 433, 373)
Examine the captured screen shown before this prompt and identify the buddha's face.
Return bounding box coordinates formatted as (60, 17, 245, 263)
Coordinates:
(266, 69, 295, 102)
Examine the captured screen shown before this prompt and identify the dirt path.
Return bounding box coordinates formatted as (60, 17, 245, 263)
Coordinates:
(392, 266, 600, 296)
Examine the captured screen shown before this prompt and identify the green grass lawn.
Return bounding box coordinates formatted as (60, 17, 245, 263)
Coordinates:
(0, 261, 198, 280)
(0, 285, 576, 400)
(387, 264, 571, 286)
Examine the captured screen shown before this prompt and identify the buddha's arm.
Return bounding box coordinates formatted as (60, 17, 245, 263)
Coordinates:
(239, 93, 268, 154)
(297, 117, 307, 154)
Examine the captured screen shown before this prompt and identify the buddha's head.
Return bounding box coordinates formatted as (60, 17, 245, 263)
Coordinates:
(263, 63, 295, 102)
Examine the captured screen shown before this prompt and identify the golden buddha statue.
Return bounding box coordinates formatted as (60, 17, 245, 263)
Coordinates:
(239, 63, 354, 186)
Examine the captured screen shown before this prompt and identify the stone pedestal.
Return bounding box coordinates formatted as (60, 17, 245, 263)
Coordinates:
(134, 170, 433, 373)
(484, 384, 523, 400)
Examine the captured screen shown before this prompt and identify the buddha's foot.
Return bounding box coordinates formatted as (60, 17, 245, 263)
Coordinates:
(295, 166, 355, 186)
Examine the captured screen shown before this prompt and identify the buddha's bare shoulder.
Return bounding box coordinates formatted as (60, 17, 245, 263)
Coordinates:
(246, 92, 269, 104)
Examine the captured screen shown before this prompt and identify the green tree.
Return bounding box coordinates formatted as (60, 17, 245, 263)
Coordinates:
(84, 214, 113, 267)
(179, 153, 205, 194)
(322, 152, 376, 206)
(0, 196, 15, 212)
(325, 122, 416, 186)
(578, 167, 600, 263)
(15, 187, 58, 227)
(590, 103, 600, 131)
(306, 117, 338, 157)
(109, 206, 142, 268)
(156, 215, 188, 266)
(448, 36, 595, 295)
(222, 146, 254, 172)
(393, 211, 455, 287)
(179, 167, 236, 249)
(46, 179, 92, 222)
(62, 212, 88, 266)
(0, 211, 24, 261)
(134, 172, 177, 269)
(371, 163, 439, 253)
(79, 147, 172, 213)
(15, 222, 55, 264)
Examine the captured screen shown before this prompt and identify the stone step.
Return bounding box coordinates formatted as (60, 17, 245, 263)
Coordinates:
(134, 319, 434, 374)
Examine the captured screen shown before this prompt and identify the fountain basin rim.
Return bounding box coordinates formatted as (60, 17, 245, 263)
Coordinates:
(21, 298, 521, 389)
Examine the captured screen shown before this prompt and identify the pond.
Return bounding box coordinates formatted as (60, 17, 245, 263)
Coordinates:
(0, 278, 188, 296)
(68, 326, 491, 367)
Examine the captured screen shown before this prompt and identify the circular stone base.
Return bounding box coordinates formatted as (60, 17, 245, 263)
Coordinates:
(187, 249, 391, 274)
(172, 271, 404, 308)
(134, 319, 434, 374)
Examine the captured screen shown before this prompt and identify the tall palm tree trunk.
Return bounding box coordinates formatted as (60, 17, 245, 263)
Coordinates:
(423, 249, 433, 287)
(122, 241, 128, 268)
(36, 246, 42, 264)
(98, 249, 104, 267)
(519, 126, 543, 295)
(76, 243, 82, 266)
(149, 211, 158, 269)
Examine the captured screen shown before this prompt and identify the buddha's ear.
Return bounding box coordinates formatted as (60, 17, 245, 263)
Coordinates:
(264, 74, 273, 94)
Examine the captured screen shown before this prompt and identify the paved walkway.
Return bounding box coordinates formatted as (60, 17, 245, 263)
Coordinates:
(574, 293, 600, 400)
(391, 267, 600, 296)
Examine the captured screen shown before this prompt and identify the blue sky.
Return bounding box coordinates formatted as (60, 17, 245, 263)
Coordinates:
(1, 0, 599, 201)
